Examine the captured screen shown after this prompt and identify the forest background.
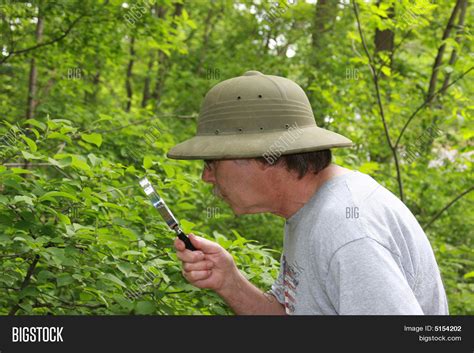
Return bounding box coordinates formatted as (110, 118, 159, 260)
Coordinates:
(0, 0, 472, 315)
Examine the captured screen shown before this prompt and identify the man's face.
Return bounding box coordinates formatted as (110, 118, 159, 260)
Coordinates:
(201, 159, 271, 215)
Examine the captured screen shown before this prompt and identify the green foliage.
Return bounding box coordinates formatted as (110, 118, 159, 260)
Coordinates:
(0, 117, 280, 315)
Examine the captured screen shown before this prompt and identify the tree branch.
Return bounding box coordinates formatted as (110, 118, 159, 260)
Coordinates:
(164, 290, 193, 295)
(0, 252, 31, 259)
(4, 163, 53, 167)
(426, 0, 463, 101)
(37, 291, 107, 311)
(8, 254, 40, 315)
(423, 185, 473, 231)
(0, 14, 86, 65)
(125, 36, 135, 112)
(395, 66, 473, 148)
(441, 0, 468, 92)
(33, 302, 106, 309)
(352, 0, 404, 201)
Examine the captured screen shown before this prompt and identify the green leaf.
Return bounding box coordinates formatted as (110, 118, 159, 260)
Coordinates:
(370, 4, 388, 18)
(47, 132, 72, 143)
(100, 273, 127, 288)
(18, 303, 33, 312)
(37, 270, 55, 282)
(381, 66, 391, 77)
(13, 236, 27, 243)
(48, 157, 72, 169)
(39, 191, 78, 202)
(23, 119, 46, 130)
(135, 301, 156, 314)
(57, 213, 71, 225)
(464, 271, 474, 279)
(21, 151, 43, 160)
(180, 219, 196, 234)
(117, 263, 133, 277)
(81, 133, 102, 147)
(359, 162, 380, 174)
(163, 164, 175, 178)
(71, 155, 91, 171)
(94, 114, 113, 124)
(143, 156, 153, 169)
(57, 274, 74, 287)
(20, 135, 37, 152)
(12, 195, 34, 206)
(87, 153, 101, 166)
(122, 250, 143, 257)
(11, 168, 32, 174)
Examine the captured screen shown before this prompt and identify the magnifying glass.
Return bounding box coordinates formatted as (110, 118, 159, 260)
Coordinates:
(139, 177, 196, 251)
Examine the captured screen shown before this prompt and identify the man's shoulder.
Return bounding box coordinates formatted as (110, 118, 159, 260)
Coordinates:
(300, 171, 404, 263)
(303, 170, 380, 235)
(304, 170, 414, 237)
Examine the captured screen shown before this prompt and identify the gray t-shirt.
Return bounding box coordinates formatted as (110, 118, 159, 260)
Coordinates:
(269, 170, 449, 315)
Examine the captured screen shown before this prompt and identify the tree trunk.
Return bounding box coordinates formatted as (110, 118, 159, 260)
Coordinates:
(374, 29, 394, 53)
(141, 51, 155, 108)
(141, 4, 167, 108)
(151, 50, 169, 106)
(441, 0, 468, 92)
(306, 0, 338, 124)
(26, 9, 44, 119)
(151, 3, 183, 110)
(195, 9, 213, 77)
(373, 1, 395, 79)
(426, 0, 463, 102)
(311, 0, 338, 64)
(125, 36, 135, 112)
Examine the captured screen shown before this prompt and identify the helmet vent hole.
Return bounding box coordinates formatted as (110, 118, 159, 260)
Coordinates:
(258, 94, 263, 98)
(238, 128, 243, 132)
(285, 124, 290, 129)
(260, 127, 264, 131)
(237, 96, 241, 100)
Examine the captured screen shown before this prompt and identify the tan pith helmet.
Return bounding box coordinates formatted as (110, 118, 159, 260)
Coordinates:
(167, 70, 352, 160)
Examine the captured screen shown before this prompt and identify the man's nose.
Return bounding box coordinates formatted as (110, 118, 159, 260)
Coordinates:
(201, 166, 215, 184)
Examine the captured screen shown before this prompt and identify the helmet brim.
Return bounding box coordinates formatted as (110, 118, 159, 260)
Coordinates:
(167, 126, 353, 160)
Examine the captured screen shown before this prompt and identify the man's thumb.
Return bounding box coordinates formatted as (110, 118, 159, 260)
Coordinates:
(188, 234, 221, 253)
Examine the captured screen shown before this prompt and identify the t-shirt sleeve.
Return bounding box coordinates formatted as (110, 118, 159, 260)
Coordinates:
(325, 237, 424, 315)
(268, 255, 285, 305)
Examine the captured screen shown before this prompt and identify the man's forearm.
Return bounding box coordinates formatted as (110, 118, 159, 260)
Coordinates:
(215, 270, 286, 315)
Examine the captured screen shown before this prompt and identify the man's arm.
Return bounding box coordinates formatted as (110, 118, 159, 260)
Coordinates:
(175, 234, 286, 315)
(215, 270, 286, 315)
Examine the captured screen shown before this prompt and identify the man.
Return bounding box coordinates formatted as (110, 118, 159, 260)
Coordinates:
(167, 71, 449, 315)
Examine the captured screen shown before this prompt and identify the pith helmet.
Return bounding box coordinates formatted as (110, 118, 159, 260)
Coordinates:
(167, 70, 352, 160)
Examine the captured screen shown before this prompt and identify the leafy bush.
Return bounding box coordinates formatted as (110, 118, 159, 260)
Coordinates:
(0, 118, 279, 315)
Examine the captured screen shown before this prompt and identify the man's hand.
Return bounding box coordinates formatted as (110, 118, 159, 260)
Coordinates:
(174, 234, 239, 292)
(174, 233, 285, 315)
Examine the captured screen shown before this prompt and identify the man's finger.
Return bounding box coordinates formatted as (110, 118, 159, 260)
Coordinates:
(183, 270, 212, 282)
(183, 260, 214, 272)
(188, 234, 221, 253)
(176, 249, 204, 263)
(174, 237, 185, 251)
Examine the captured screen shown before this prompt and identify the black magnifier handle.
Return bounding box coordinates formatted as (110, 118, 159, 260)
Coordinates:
(176, 229, 197, 251)
(138, 177, 197, 252)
